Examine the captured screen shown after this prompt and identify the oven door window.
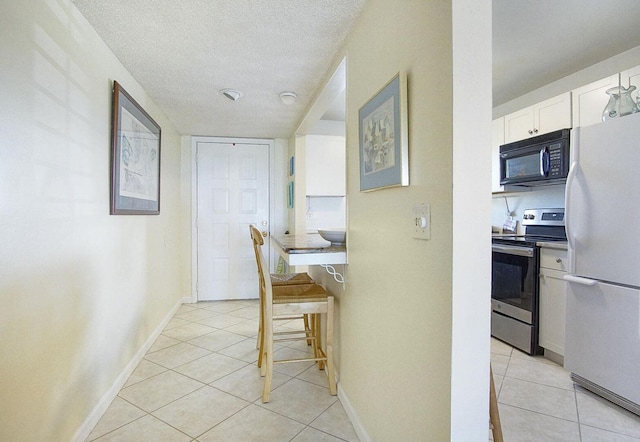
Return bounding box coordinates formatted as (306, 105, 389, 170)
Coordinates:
(492, 250, 536, 313)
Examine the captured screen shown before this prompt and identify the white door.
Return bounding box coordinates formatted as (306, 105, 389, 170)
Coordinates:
(196, 141, 270, 301)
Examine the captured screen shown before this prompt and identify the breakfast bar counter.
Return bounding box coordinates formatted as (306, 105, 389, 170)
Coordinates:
(271, 233, 347, 266)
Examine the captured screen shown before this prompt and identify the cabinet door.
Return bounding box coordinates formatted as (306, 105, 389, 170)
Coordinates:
(539, 247, 568, 272)
(504, 106, 534, 143)
(305, 135, 346, 196)
(535, 92, 571, 134)
(571, 74, 620, 128)
(491, 117, 505, 193)
(621, 65, 640, 97)
(539, 267, 567, 356)
(504, 92, 571, 143)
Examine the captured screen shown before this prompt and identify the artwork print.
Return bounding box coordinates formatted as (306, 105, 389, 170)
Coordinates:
(361, 96, 396, 175)
(110, 81, 161, 214)
(119, 107, 159, 201)
(358, 72, 408, 191)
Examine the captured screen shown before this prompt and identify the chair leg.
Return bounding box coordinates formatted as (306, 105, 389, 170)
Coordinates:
(257, 316, 265, 369)
(257, 293, 263, 350)
(304, 314, 312, 346)
(312, 314, 325, 370)
(325, 296, 337, 395)
(262, 320, 274, 403)
(489, 365, 503, 442)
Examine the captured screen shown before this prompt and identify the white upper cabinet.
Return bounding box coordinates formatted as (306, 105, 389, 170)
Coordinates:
(622, 64, 640, 94)
(571, 74, 620, 128)
(305, 135, 346, 196)
(504, 92, 571, 143)
(491, 117, 505, 193)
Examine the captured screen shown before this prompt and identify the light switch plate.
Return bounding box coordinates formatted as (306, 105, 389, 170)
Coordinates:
(412, 203, 431, 240)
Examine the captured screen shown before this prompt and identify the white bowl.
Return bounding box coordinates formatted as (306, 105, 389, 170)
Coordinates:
(318, 229, 346, 245)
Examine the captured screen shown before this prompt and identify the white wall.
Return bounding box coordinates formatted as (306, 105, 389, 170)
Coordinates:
(451, 0, 492, 439)
(0, 1, 185, 440)
(305, 196, 346, 232)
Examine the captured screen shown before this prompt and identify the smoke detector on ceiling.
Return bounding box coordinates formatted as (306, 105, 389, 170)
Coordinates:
(279, 91, 297, 105)
(220, 89, 242, 101)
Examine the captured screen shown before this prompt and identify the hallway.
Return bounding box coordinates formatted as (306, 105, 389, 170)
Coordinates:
(88, 300, 358, 441)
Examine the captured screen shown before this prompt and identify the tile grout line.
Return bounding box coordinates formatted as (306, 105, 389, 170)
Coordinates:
(171, 302, 343, 440)
(94, 300, 356, 441)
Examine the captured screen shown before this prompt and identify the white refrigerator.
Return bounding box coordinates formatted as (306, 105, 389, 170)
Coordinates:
(564, 111, 640, 415)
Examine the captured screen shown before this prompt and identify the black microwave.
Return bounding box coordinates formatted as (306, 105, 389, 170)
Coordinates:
(499, 128, 570, 186)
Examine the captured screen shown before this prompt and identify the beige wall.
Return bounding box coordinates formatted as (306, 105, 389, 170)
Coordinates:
(340, 3, 454, 439)
(309, 1, 492, 440)
(0, 1, 186, 440)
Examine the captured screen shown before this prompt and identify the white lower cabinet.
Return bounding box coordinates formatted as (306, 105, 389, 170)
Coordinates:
(538, 247, 568, 356)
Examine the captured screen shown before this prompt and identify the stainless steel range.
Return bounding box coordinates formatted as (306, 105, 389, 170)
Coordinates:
(491, 208, 566, 354)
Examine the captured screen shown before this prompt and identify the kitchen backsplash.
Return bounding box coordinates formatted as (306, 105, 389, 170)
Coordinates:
(492, 185, 566, 234)
(306, 196, 346, 233)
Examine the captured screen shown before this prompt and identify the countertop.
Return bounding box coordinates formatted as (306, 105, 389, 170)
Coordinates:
(271, 233, 333, 253)
(271, 233, 347, 266)
(536, 240, 568, 251)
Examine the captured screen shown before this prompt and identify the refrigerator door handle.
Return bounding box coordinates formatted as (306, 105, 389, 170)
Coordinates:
(563, 274, 598, 286)
(564, 160, 579, 250)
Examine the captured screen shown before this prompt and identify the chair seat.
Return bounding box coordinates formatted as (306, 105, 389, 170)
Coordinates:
(271, 273, 314, 285)
(273, 283, 328, 303)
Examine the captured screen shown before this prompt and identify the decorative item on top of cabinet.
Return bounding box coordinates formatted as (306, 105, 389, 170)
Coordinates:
(602, 85, 639, 121)
(538, 247, 568, 361)
(571, 74, 620, 128)
(621, 64, 640, 106)
(305, 135, 346, 196)
(504, 92, 571, 144)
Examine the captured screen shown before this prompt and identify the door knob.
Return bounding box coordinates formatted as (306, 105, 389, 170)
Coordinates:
(262, 231, 268, 238)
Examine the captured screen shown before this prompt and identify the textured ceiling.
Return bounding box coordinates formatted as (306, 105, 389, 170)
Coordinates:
(73, 1, 640, 138)
(72, 0, 366, 138)
(493, 0, 640, 107)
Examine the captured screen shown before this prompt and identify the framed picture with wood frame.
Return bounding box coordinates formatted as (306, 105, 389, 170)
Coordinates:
(110, 81, 161, 214)
(358, 72, 409, 191)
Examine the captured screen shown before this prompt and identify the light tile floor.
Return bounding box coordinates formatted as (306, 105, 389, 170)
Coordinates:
(491, 338, 640, 441)
(88, 301, 640, 441)
(88, 300, 359, 442)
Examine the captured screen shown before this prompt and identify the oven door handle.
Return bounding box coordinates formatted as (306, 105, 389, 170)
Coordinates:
(492, 244, 534, 257)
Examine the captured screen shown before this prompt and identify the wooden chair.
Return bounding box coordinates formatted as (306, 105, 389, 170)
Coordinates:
(249, 225, 315, 366)
(250, 225, 337, 403)
(249, 227, 314, 286)
(489, 364, 504, 442)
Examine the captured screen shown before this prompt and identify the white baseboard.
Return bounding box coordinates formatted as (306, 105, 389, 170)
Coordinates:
(338, 384, 371, 442)
(71, 298, 185, 442)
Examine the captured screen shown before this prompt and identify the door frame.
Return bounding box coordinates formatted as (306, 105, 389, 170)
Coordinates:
(190, 136, 286, 303)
